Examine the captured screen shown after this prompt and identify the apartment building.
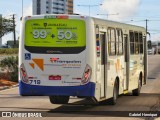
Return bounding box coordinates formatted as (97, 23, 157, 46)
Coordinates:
(32, 0, 73, 15)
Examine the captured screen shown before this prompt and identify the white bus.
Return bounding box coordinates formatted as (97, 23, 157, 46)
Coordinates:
(19, 14, 147, 105)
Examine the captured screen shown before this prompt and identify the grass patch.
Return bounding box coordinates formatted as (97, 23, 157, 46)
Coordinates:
(0, 48, 18, 55)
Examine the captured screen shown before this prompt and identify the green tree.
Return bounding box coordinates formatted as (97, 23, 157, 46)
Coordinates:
(0, 56, 18, 82)
(0, 17, 14, 38)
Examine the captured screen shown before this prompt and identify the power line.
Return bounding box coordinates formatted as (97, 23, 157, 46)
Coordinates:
(148, 29, 160, 31)
(97, 13, 119, 19)
(77, 4, 102, 16)
(123, 19, 160, 23)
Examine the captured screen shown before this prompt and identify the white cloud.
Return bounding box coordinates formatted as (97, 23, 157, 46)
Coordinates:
(100, 0, 141, 21)
(23, 3, 32, 17)
(151, 34, 160, 42)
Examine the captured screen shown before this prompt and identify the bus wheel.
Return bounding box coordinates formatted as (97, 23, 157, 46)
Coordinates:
(49, 96, 69, 104)
(132, 78, 141, 96)
(109, 81, 118, 105)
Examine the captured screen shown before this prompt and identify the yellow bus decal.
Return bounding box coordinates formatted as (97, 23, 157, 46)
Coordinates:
(25, 19, 86, 47)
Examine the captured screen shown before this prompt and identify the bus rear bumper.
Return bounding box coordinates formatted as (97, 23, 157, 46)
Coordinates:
(19, 81, 95, 97)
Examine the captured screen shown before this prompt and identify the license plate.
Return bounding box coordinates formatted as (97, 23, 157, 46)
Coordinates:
(49, 75, 61, 80)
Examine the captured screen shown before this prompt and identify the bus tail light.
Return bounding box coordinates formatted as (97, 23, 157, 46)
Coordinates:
(20, 64, 29, 83)
(21, 68, 26, 77)
(81, 64, 92, 85)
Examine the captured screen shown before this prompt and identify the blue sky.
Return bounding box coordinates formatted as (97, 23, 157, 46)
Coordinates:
(1, 0, 160, 44)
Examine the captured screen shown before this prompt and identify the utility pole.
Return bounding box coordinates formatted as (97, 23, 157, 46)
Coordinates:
(146, 19, 149, 34)
(12, 14, 16, 46)
(145, 19, 151, 44)
(145, 19, 149, 80)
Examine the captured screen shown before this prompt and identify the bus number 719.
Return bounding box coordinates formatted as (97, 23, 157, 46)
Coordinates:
(29, 80, 41, 85)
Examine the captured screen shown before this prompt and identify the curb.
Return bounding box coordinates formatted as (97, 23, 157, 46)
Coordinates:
(0, 84, 19, 91)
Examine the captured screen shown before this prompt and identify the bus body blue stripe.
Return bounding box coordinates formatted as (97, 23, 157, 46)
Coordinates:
(19, 81, 95, 96)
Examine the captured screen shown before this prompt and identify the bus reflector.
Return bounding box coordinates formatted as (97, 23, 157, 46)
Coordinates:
(28, 77, 37, 79)
(81, 64, 92, 85)
(28, 77, 34, 79)
(72, 78, 82, 80)
(49, 75, 61, 80)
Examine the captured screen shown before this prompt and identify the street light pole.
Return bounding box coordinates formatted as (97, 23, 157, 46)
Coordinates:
(77, 4, 102, 16)
(89, 5, 90, 16)
(22, 0, 23, 17)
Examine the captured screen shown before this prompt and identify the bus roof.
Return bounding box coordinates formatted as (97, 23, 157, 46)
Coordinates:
(23, 14, 146, 33)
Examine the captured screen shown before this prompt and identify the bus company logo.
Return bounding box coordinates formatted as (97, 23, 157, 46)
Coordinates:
(50, 58, 59, 63)
(50, 58, 81, 64)
(44, 23, 47, 27)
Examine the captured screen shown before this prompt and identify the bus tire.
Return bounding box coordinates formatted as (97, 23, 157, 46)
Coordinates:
(109, 81, 118, 105)
(49, 96, 69, 104)
(132, 77, 141, 96)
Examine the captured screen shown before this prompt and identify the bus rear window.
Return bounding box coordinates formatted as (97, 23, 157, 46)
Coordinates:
(24, 18, 86, 54)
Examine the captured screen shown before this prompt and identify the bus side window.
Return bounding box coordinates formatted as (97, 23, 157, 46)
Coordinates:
(124, 35, 129, 62)
(100, 33, 106, 65)
(116, 29, 123, 55)
(135, 32, 139, 54)
(139, 33, 143, 54)
(130, 31, 135, 54)
(130, 31, 143, 55)
(108, 28, 116, 56)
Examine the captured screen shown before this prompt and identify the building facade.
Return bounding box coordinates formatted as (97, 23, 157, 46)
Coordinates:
(33, 0, 73, 15)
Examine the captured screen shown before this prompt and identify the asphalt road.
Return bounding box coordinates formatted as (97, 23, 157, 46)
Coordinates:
(0, 55, 160, 120)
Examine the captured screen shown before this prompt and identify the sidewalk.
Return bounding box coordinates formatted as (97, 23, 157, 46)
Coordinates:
(0, 84, 18, 91)
(0, 79, 18, 91)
